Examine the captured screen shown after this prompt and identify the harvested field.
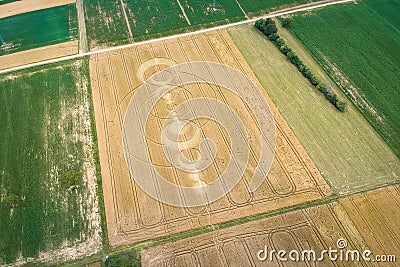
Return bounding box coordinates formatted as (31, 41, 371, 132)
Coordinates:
(142, 185, 400, 266)
(89, 29, 332, 247)
(0, 41, 78, 71)
(0, 0, 76, 19)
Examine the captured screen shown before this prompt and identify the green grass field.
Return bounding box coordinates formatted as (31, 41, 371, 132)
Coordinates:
(228, 23, 400, 194)
(0, 0, 17, 5)
(0, 5, 78, 56)
(85, 0, 246, 47)
(0, 60, 101, 265)
(288, 0, 400, 157)
(238, 0, 317, 18)
(182, 0, 245, 25)
(84, 0, 312, 48)
(84, 0, 130, 48)
(126, 0, 188, 41)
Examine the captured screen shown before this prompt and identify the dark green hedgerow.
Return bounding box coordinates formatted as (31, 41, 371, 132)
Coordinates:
(255, 18, 346, 112)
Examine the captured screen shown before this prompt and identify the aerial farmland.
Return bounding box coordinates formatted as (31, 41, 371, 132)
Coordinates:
(0, 0, 398, 266)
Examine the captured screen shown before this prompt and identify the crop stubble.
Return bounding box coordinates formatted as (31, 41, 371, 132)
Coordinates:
(0, 0, 76, 19)
(0, 41, 78, 71)
(142, 185, 400, 266)
(89, 29, 332, 246)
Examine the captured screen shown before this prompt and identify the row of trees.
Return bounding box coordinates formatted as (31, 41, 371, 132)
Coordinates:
(255, 18, 346, 112)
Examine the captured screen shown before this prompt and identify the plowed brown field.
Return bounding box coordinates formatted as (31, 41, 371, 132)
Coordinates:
(142, 185, 400, 266)
(89, 29, 332, 247)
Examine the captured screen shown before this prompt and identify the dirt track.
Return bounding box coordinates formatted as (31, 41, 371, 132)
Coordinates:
(89, 29, 332, 246)
(0, 41, 78, 71)
(0, 0, 76, 19)
(142, 185, 400, 266)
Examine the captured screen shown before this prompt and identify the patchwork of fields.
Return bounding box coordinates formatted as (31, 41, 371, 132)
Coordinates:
(288, 0, 400, 157)
(83, 0, 325, 49)
(0, 41, 79, 71)
(142, 185, 400, 267)
(0, 4, 78, 56)
(229, 24, 400, 194)
(0, 0, 76, 19)
(0, 0, 399, 266)
(89, 29, 331, 247)
(84, 0, 248, 49)
(0, 60, 102, 265)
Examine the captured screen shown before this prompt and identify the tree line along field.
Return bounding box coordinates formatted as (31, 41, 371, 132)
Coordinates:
(83, 0, 315, 49)
(0, 59, 102, 265)
(0, 4, 78, 56)
(288, 0, 400, 157)
(228, 23, 400, 194)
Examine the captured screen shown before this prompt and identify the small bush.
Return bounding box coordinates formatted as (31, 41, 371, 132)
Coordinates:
(255, 18, 277, 37)
(276, 37, 285, 47)
(1, 194, 21, 209)
(336, 101, 347, 112)
(280, 17, 293, 28)
(59, 170, 83, 187)
(287, 52, 302, 66)
(264, 23, 278, 36)
(297, 63, 306, 72)
(279, 45, 292, 55)
(268, 33, 279, 41)
(316, 83, 326, 93)
(310, 74, 320, 86)
(255, 19, 265, 31)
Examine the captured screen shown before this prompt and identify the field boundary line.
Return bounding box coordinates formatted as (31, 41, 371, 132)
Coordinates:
(235, 0, 249, 19)
(120, 0, 134, 42)
(176, 0, 191, 25)
(0, 0, 353, 75)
